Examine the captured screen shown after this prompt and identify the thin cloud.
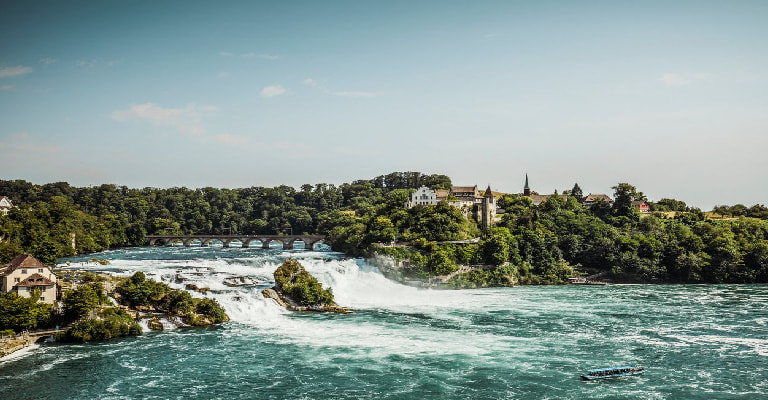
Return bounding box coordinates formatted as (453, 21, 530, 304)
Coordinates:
(0, 85, 13, 91)
(110, 103, 218, 135)
(39, 58, 58, 66)
(304, 77, 377, 98)
(220, 52, 280, 60)
(75, 58, 120, 68)
(0, 132, 57, 153)
(661, 72, 712, 86)
(334, 91, 376, 98)
(0, 65, 33, 78)
(261, 85, 287, 98)
(217, 71, 231, 78)
(214, 134, 248, 146)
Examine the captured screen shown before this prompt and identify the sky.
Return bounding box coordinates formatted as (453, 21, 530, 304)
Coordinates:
(1, 0, 767, 209)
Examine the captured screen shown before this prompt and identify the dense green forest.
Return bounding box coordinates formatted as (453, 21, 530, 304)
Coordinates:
(1, 172, 767, 284)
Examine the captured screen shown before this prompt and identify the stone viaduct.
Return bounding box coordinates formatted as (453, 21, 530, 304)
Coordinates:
(145, 235, 326, 250)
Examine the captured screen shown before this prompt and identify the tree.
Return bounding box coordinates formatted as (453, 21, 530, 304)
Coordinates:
(480, 229, 511, 266)
(570, 183, 584, 203)
(0, 290, 52, 332)
(611, 183, 645, 223)
(62, 283, 106, 320)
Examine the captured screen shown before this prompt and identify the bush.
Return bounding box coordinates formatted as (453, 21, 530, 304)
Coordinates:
(56, 307, 141, 342)
(117, 272, 169, 307)
(62, 283, 107, 320)
(161, 289, 195, 316)
(194, 298, 228, 324)
(0, 290, 52, 332)
(274, 259, 335, 306)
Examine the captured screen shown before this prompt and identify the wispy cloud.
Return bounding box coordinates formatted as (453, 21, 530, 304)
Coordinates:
(303, 77, 378, 98)
(110, 103, 218, 135)
(214, 134, 248, 146)
(39, 58, 58, 66)
(334, 91, 376, 98)
(661, 72, 712, 86)
(0, 132, 57, 153)
(217, 71, 231, 79)
(243, 53, 280, 60)
(75, 58, 120, 68)
(0, 85, 13, 91)
(220, 51, 280, 60)
(0, 65, 33, 78)
(260, 85, 286, 98)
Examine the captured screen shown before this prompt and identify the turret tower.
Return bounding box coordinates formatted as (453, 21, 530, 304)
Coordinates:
(523, 174, 531, 197)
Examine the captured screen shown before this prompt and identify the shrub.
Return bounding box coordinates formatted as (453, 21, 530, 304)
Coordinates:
(56, 307, 141, 342)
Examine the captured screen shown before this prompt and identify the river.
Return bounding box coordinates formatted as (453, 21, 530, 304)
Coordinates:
(1, 246, 767, 399)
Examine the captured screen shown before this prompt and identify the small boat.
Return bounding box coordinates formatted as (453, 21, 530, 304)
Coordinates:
(581, 366, 645, 380)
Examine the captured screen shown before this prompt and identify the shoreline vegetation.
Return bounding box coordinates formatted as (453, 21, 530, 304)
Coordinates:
(1, 270, 229, 357)
(1, 172, 767, 287)
(1, 171, 767, 355)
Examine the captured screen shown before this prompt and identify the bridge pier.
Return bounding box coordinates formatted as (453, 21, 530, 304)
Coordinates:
(145, 235, 325, 250)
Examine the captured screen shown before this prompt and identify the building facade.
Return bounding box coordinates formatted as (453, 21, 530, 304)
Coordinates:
(0, 254, 58, 304)
(0, 196, 14, 216)
(406, 186, 438, 208)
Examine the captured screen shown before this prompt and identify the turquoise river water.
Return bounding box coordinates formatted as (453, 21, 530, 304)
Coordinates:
(1, 246, 767, 399)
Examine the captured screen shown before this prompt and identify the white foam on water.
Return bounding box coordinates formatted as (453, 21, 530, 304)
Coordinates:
(0, 343, 41, 363)
(68, 248, 537, 360)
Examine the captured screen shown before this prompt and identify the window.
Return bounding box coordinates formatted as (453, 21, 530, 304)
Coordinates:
(40, 297, 46, 302)
(38, 268, 44, 273)
(14, 277, 20, 283)
(21, 269, 27, 274)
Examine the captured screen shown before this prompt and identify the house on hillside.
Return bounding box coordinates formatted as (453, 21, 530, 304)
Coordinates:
(521, 174, 568, 206)
(0, 254, 59, 304)
(583, 194, 613, 207)
(634, 201, 651, 213)
(0, 196, 14, 216)
(450, 185, 479, 209)
(404, 184, 500, 232)
(406, 186, 438, 208)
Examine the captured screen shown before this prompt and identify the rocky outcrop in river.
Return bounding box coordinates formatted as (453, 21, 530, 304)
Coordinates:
(262, 258, 351, 314)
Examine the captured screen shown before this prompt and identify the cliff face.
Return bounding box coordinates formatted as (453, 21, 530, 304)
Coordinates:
(367, 252, 519, 289)
(264, 259, 351, 314)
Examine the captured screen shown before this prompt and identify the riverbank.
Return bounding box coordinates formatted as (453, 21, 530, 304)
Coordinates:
(4, 244, 767, 400)
(0, 332, 37, 358)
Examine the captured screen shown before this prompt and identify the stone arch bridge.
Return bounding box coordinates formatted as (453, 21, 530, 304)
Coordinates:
(145, 234, 326, 250)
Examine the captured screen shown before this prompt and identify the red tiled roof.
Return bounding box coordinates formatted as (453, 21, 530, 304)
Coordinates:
(14, 273, 56, 287)
(1, 254, 48, 276)
(584, 194, 613, 202)
(7, 254, 45, 268)
(451, 186, 478, 196)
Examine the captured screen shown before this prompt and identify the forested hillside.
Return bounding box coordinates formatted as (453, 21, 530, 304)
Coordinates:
(1, 172, 767, 284)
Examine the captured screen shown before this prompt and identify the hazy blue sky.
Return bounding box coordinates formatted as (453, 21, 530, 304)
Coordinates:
(1, 1, 767, 209)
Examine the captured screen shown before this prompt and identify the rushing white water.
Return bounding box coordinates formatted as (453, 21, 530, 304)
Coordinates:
(3, 246, 767, 399)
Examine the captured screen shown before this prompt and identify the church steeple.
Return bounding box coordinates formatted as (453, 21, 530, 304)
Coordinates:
(523, 174, 531, 196)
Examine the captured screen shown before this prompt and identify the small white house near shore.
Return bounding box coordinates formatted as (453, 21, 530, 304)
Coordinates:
(0, 254, 58, 304)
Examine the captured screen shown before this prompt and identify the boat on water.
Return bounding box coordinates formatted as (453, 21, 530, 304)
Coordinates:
(581, 366, 645, 380)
